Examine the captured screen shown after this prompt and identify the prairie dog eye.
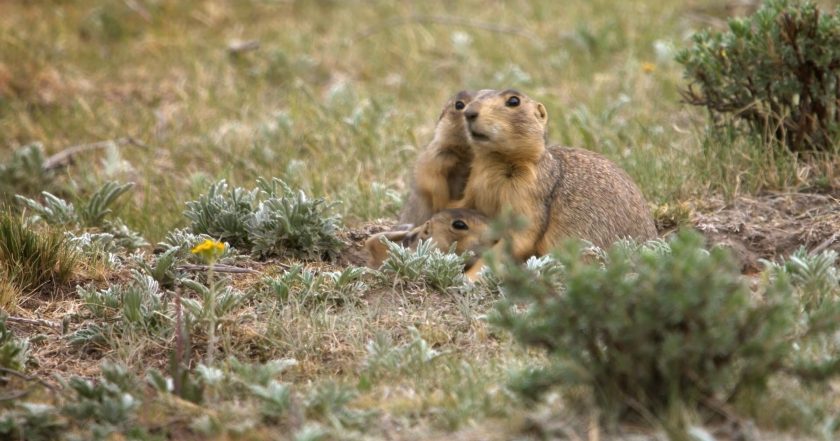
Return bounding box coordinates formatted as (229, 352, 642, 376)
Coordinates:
(455, 101, 466, 110)
(451, 220, 468, 230)
(505, 96, 520, 107)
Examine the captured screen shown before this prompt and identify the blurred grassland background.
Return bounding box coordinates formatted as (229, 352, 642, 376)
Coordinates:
(1, 0, 798, 242)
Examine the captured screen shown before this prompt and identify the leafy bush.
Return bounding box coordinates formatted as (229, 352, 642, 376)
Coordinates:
(678, 0, 840, 152)
(489, 230, 840, 428)
(185, 178, 344, 260)
(0, 212, 77, 297)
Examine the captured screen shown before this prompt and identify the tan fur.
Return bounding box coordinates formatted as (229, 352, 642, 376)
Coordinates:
(451, 89, 657, 280)
(366, 209, 494, 269)
(399, 91, 476, 226)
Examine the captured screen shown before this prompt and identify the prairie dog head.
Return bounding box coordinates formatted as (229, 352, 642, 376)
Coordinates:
(431, 90, 476, 148)
(463, 89, 548, 155)
(365, 209, 494, 269)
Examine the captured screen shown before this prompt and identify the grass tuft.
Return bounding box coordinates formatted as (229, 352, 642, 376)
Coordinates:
(0, 212, 77, 299)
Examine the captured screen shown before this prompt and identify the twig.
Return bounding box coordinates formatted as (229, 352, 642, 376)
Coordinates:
(810, 233, 839, 255)
(0, 390, 30, 401)
(0, 367, 58, 392)
(351, 14, 541, 42)
(177, 264, 259, 274)
(42, 136, 148, 171)
(228, 39, 260, 55)
(5, 315, 60, 330)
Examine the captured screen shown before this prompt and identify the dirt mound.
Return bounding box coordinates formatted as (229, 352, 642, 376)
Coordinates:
(336, 218, 402, 267)
(691, 192, 840, 273)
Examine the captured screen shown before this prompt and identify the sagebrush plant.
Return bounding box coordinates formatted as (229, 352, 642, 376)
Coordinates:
(184, 180, 257, 248)
(73, 271, 170, 350)
(678, 0, 840, 152)
(0, 211, 77, 298)
(361, 327, 442, 383)
(60, 362, 142, 438)
(185, 178, 344, 259)
(263, 264, 367, 306)
(377, 239, 468, 291)
(248, 178, 344, 260)
(157, 228, 237, 263)
(0, 402, 65, 441)
(16, 181, 147, 250)
(0, 314, 31, 372)
(0, 143, 56, 205)
(762, 248, 840, 382)
(490, 230, 802, 428)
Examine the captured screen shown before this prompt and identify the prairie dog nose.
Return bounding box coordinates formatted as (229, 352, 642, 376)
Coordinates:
(464, 108, 479, 121)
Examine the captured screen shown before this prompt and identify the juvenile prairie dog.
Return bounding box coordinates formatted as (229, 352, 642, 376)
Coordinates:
(366, 208, 494, 269)
(452, 89, 657, 280)
(399, 91, 476, 226)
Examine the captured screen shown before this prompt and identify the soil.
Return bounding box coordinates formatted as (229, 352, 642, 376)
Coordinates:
(689, 191, 840, 273)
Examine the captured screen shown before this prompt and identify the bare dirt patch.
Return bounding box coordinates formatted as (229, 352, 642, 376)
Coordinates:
(691, 191, 840, 273)
(336, 218, 402, 267)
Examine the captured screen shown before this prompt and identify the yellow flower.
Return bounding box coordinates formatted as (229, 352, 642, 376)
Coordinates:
(191, 239, 225, 263)
(641, 62, 656, 74)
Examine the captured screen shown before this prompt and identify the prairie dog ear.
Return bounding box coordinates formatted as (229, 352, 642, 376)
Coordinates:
(364, 231, 409, 268)
(535, 103, 548, 122)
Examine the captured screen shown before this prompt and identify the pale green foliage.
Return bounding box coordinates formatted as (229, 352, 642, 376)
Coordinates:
(377, 239, 468, 291)
(0, 402, 65, 441)
(0, 143, 55, 204)
(66, 232, 121, 269)
(17, 192, 76, 225)
(491, 231, 815, 428)
(185, 178, 344, 259)
(248, 178, 344, 260)
(361, 327, 441, 382)
(157, 228, 236, 262)
(16, 181, 147, 250)
(763, 249, 840, 382)
(138, 246, 180, 288)
(17, 182, 133, 227)
(0, 314, 30, 372)
(304, 381, 372, 430)
(263, 264, 367, 306)
(184, 180, 257, 247)
(73, 272, 169, 348)
(763, 248, 839, 310)
(60, 362, 141, 439)
(79, 182, 134, 227)
(180, 278, 248, 321)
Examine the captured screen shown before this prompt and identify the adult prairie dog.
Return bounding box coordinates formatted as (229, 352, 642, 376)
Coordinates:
(452, 89, 657, 280)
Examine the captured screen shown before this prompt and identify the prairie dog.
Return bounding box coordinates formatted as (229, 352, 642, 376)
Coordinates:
(453, 89, 657, 280)
(366, 208, 494, 269)
(399, 91, 477, 226)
